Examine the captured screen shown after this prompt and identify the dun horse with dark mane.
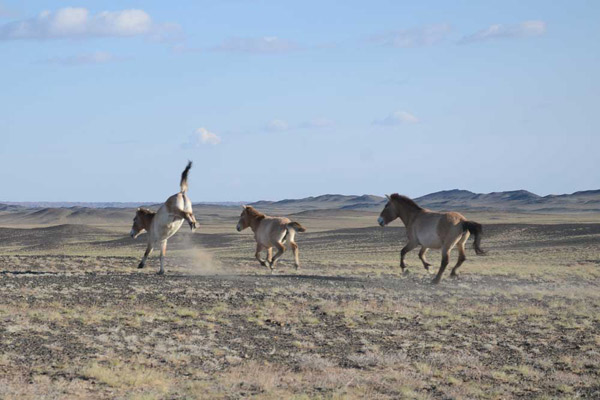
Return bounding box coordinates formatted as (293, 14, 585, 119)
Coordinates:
(130, 162, 197, 275)
(236, 206, 306, 271)
(378, 194, 485, 284)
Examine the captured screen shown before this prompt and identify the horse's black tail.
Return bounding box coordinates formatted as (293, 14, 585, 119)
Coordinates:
(287, 221, 306, 233)
(180, 161, 192, 193)
(462, 221, 486, 255)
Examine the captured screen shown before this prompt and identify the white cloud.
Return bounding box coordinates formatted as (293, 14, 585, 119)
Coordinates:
(0, 2, 13, 18)
(460, 20, 546, 44)
(43, 51, 118, 66)
(0, 7, 178, 40)
(369, 24, 451, 48)
(212, 36, 299, 54)
(299, 118, 335, 129)
(265, 119, 289, 132)
(183, 128, 221, 148)
(373, 110, 419, 126)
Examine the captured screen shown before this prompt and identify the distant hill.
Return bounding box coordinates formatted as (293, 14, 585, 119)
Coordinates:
(248, 189, 600, 213)
(0, 201, 154, 209)
(0, 201, 242, 209)
(0, 203, 25, 212)
(1, 189, 599, 227)
(250, 194, 385, 211)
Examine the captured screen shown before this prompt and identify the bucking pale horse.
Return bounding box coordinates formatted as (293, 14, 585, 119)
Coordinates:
(378, 193, 485, 284)
(130, 161, 197, 275)
(236, 206, 306, 271)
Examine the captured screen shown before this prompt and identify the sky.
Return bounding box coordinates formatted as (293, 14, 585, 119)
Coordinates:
(0, 1, 598, 202)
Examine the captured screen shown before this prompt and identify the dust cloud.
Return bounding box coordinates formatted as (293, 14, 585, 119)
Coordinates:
(175, 233, 228, 275)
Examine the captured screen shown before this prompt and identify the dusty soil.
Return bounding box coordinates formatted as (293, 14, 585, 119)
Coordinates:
(1, 222, 599, 399)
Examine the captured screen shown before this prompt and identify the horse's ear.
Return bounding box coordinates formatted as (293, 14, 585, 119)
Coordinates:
(136, 207, 141, 211)
(241, 205, 247, 209)
(385, 194, 391, 200)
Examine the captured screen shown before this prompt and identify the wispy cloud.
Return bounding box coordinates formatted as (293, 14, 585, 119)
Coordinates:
(0, 7, 180, 40)
(265, 119, 290, 132)
(264, 117, 335, 132)
(373, 110, 419, 126)
(212, 36, 300, 54)
(0, 2, 14, 18)
(460, 20, 546, 44)
(369, 24, 451, 48)
(43, 51, 120, 66)
(299, 118, 335, 129)
(182, 128, 221, 148)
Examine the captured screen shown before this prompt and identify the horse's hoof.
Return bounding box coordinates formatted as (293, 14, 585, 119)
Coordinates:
(157, 270, 164, 276)
(450, 273, 459, 279)
(402, 269, 410, 276)
(431, 278, 441, 285)
(138, 263, 145, 269)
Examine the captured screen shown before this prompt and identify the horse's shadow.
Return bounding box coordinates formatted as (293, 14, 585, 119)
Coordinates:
(0, 270, 62, 276)
(260, 274, 362, 282)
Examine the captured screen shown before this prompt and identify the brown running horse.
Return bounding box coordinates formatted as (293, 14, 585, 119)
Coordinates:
(236, 206, 306, 271)
(378, 193, 485, 284)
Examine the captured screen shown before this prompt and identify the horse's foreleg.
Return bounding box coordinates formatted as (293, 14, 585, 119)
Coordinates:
(418, 247, 432, 273)
(400, 242, 418, 273)
(267, 247, 273, 264)
(432, 248, 451, 284)
(255, 244, 268, 268)
(270, 242, 286, 270)
(139, 243, 153, 269)
(158, 240, 167, 275)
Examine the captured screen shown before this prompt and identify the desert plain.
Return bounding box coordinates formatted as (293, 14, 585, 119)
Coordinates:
(1, 191, 599, 399)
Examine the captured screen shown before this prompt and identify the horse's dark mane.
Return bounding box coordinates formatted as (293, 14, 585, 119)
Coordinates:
(390, 193, 423, 211)
(245, 206, 266, 220)
(137, 207, 156, 216)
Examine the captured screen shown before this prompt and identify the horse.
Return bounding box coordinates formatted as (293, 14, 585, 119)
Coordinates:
(129, 161, 197, 275)
(377, 193, 485, 284)
(236, 206, 306, 271)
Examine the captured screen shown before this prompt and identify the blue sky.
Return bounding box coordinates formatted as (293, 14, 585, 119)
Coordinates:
(1, 1, 598, 202)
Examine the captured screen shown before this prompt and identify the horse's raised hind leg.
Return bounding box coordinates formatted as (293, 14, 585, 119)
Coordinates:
(138, 243, 153, 269)
(290, 241, 300, 269)
(419, 247, 432, 274)
(173, 209, 197, 230)
(186, 212, 197, 230)
(267, 247, 273, 264)
(255, 243, 269, 268)
(450, 233, 469, 278)
(432, 247, 451, 284)
(400, 242, 418, 274)
(158, 240, 167, 275)
(269, 242, 286, 271)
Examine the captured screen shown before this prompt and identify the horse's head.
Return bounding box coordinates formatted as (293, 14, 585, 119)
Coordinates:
(377, 195, 398, 227)
(130, 208, 154, 238)
(237, 205, 265, 232)
(236, 206, 251, 232)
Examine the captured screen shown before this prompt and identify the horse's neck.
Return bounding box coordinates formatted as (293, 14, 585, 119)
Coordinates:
(142, 214, 155, 230)
(396, 204, 420, 226)
(249, 216, 264, 233)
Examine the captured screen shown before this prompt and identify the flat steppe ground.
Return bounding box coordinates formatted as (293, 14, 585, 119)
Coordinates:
(1, 209, 599, 399)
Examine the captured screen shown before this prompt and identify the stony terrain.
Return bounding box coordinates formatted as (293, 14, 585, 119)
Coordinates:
(1, 207, 599, 399)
